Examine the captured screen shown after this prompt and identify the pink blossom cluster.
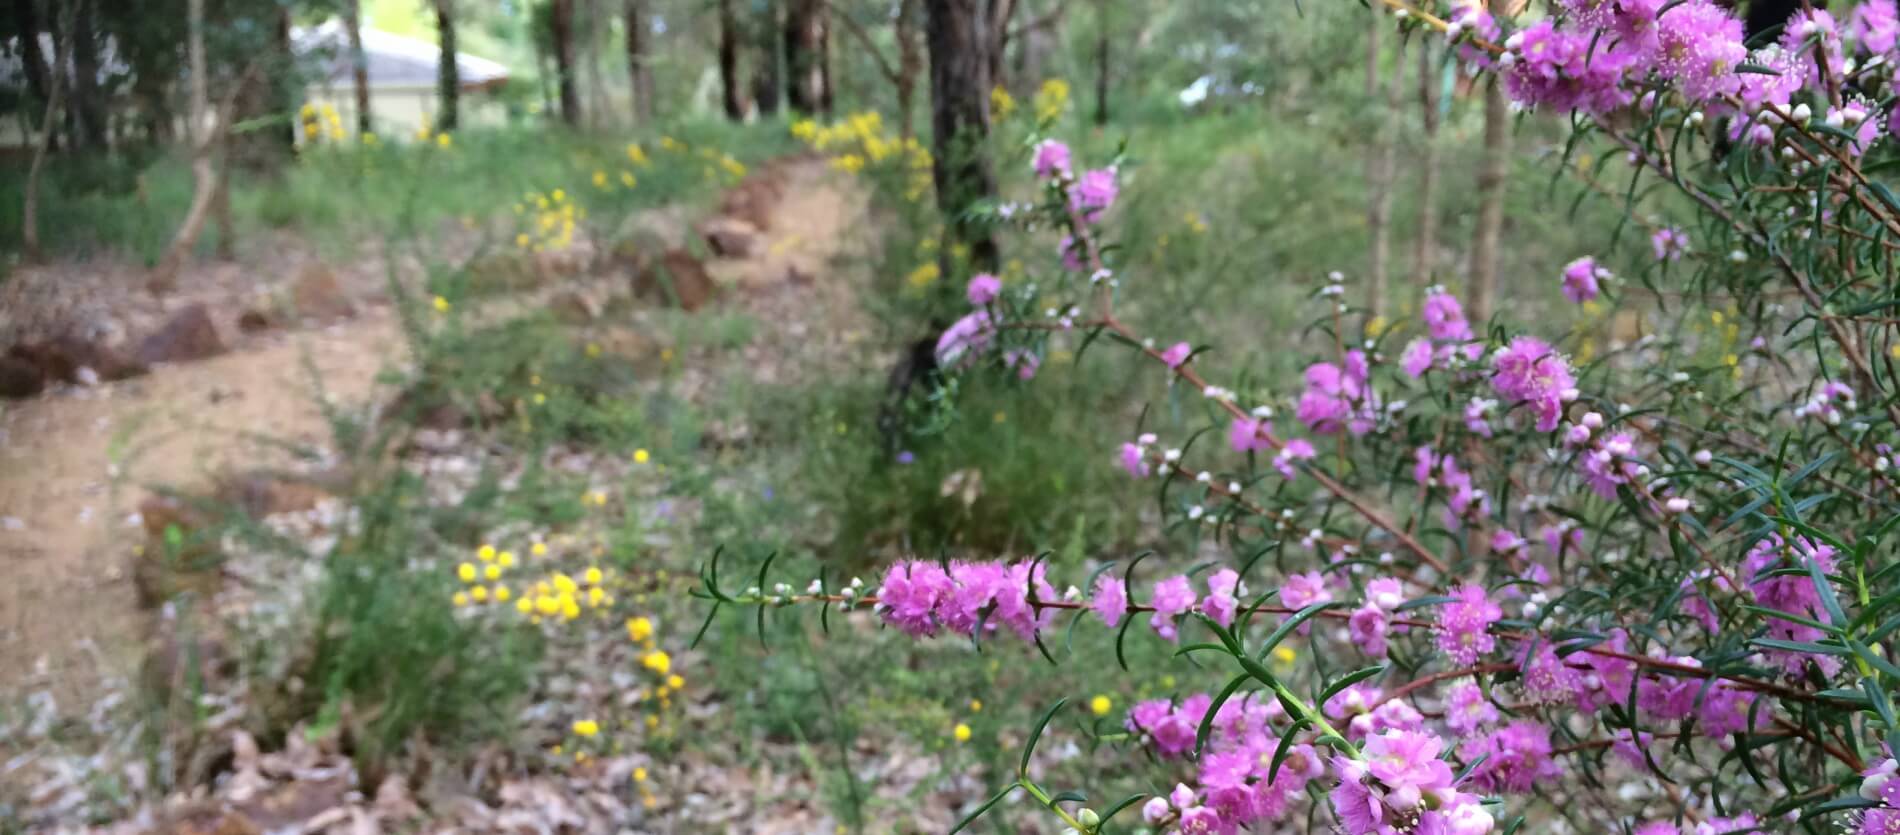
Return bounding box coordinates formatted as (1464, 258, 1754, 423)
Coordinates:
(1490, 336, 1578, 432)
(1794, 380, 1857, 424)
(1743, 535, 1843, 677)
(1560, 256, 1609, 303)
(874, 559, 1056, 640)
(1298, 351, 1380, 435)
(1093, 568, 1245, 641)
(1560, 411, 1648, 500)
(1330, 729, 1494, 834)
(1130, 691, 1329, 831)
(1413, 445, 1491, 527)
(1401, 288, 1484, 379)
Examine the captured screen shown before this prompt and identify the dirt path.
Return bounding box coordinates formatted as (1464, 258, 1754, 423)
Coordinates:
(0, 311, 404, 698)
(0, 156, 869, 706)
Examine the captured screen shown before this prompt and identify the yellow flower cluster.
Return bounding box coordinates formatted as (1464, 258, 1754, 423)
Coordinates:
(593, 168, 640, 190)
(451, 543, 521, 607)
(1033, 78, 1071, 123)
(790, 111, 934, 200)
(516, 565, 616, 622)
(512, 188, 581, 252)
(298, 102, 346, 143)
(990, 85, 1016, 118)
(905, 262, 940, 290)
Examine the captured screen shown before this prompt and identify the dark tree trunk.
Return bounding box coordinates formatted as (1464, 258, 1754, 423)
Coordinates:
(751, 0, 781, 116)
(273, 7, 297, 150)
(984, 0, 1013, 88)
(896, 0, 920, 138)
(718, 0, 745, 120)
(1092, 0, 1107, 126)
(13, 0, 51, 114)
(818, 10, 833, 116)
(435, 0, 460, 131)
(347, 0, 372, 133)
(924, 0, 999, 272)
(550, 0, 581, 125)
(625, 0, 654, 122)
(783, 0, 822, 113)
(71, 0, 107, 149)
(1410, 44, 1443, 290)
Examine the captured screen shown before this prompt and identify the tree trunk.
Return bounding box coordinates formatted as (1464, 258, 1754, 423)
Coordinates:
(581, 0, 610, 128)
(13, 0, 52, 139)
(751, 0, 781, 116)
(435, 0, 460, 131)
(1365, 19, 1405, 321)
(346, 0, 372, 134)
(1092, 0, 1108, 126)
(818, 6, 833, 116)
(271, 8, 298, 151)
(985, 0, 1013, 88)
(718, 0, 745, 120)
(551, 0, 581, 125)
(22, 11, 66, 263)
(924, 0, 999, 272)
(70, 0, 107, 150)
(784, 0, 822, 114)
(625, 0, 654, 122)
(896, 0, 920, 138)
(152, 0, 217, 293)
(1410, 44, 1442, 290)
(1467, 74, 1509, 323)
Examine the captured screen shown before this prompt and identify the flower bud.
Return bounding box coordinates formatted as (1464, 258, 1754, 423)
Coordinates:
(1792, 103, 1812, 123)
(1078, 808, 1101, 828)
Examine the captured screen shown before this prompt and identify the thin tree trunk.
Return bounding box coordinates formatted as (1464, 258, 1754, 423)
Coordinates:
(152, 0, 216, 293)
(582, 0, 610, 128)
(924, 0, 999, 272)
(551, 0, 581, 125)
(14, 0, 52, 139)
(897, 0, 920, 138)
(22, 13, 66, 263)
(1410, 44, 1442, 290)
(1093, 0, 1108, 126)
(818, 7, 834, 116)
(625, 0, 654, 123)
(1365, 22, 1405, 321)
(71, 0, 106, 149)
(1467, 74, 1509, 323)
(718, 0, 745, 120)
(436, 0, 460, 131)
(272, 8, 297, 151)
(752, 0, 781, 116)
(346, 0, 372, 133)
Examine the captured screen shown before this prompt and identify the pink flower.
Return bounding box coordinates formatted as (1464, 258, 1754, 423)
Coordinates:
(1434, 584, 1503, 665)
(1058, 235, 1085, 271)
(1297, 353, 1375, 435)
(1160, 341, 1192, 368)
(1002, 349, 1040, 380)
(1274, 439, 1315, 479)
(877, 560, 952, 636)
(1229, 416, 1272, 453)
(1651, 226, 1689, 261)
(1280, 571, 1332, 610)
(1092, 574, 1129, 627)
(1401, 338, 1434, 378)
(1119, 442, 1150, 477)
(1201, 568, 1241, 627)
(1422, 290, 1475, 342)
(1150, 575, 1198, 640)
(1491, 336, 1576, 432)
(1854, 0, 1899, 54)
(1443, 681, 1499, 736)
(1461, 721, 1561, 794)
(1032, 139, 1071, 178)
(1561, 256, 1607, 303)
(935, 311, 995, 367)
(1654, 0, 1747, 101)
(966, 273, 1002, 305)
(1070, 167, 1119, 222)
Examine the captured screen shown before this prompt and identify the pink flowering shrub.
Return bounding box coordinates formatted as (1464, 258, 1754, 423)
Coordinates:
(695, 1, 1900, 831)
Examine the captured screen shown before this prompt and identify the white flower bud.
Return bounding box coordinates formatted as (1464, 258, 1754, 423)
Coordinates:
(1793, 103, 1812, 123)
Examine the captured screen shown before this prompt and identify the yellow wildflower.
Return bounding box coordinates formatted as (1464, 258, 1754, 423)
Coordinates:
(1089, 695, 1113, 716)
(452, 591, 469, 606)
(432, 295, 450, 313)
(500, 550, 517, 567)
(529, 543, 546, 558)
(1034, 78, 1071, 122)
(585, 566, 604, 585)
(470, 585, 488, 602)
(478, 544, 496, 562)
(516, 597, 534, 614)
(953, 723, 972, 743)
(627, 617, 654, 642)
(457, 562, 477, 582)
(990, 85, 1016, 117)
(495, 585, 512, 602)
(633, 767, 649, 782)
(484, 564, 502, 581)
(634, 448, 650, 464)
(435, 132, 452, 149)
(573, 719, 600, 736)
(666, 674, 684, 690)
(587, 587, 607, 607)
(643, 650, 672, 675)
(970, 699, 983, 712)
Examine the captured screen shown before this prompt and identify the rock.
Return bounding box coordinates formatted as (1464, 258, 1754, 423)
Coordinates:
(8, 334, 149, 384)
(136, 304, 228, 366)
(634, 249, 718, 312)
(718, 176, 783, 231)
(236, 309, 276, 333)
(289, 264, 355, 320)
(701, 216, 761, 258)
(0, 355, 45, 399)
(548, 289, 600, 324)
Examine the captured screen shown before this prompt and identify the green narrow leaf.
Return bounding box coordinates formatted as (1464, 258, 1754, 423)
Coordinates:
(1021, 698, 1071, 778)
(1317, 665, 1388, 710)
(1256, 602, 1345, 661)
(1196, 674, 1254, 755)
(948, 784, 1019, 834)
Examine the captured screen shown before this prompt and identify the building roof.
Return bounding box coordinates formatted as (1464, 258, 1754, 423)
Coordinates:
(294, 20, 509, 91)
